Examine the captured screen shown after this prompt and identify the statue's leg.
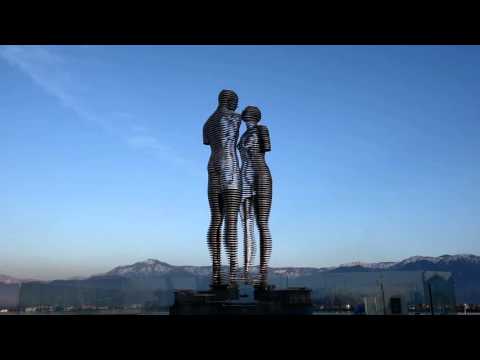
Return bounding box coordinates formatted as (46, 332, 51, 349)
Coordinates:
(240, 200, 247, 281)
(255, 175, 272, 286)
(208, 173, 223, 286)
(222, 189, 241, 284)
(241, 198, 256, 283)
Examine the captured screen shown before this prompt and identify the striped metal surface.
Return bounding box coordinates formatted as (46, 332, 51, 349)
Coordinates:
(203, 91, 272, 287)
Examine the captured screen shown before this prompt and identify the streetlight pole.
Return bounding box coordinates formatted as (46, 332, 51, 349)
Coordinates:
(380, 275, 386, 315)
(428, 283, 434, 316)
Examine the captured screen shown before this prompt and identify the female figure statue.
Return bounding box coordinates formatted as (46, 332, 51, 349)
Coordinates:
(238, 106, 272, 286)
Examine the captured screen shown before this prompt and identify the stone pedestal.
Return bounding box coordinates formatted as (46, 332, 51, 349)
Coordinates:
(169, 284, 313, 315)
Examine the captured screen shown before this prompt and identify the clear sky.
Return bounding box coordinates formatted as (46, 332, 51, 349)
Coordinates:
(1, 45, 479, 280)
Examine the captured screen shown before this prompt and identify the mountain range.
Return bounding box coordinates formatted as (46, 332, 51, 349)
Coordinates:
(0, 275, 37, 284)
(2, 254, 480, 308)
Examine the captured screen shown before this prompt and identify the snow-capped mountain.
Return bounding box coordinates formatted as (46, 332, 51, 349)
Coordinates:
(332, 254, 480, 272)
(102, 259, 328, 279)
(0, 275, 21, 284)
(106, 259, 176, 277)
(336, 261, 396, 270)
(3, 254, 479, 284)
(101, 254, 480, 278)
(103, 258, 214, 278)
(394, 254, 480, 267)
(4, 254, 480, 307)
(0, 274, 37, 284)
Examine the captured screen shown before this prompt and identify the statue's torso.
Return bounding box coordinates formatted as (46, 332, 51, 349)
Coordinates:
(238, 126, 270, 200)
(204, 110, 241, 192)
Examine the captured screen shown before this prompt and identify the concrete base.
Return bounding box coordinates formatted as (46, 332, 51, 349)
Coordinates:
(169, 284, 314, 315)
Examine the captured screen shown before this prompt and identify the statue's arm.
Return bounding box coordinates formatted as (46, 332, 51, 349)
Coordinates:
(203, 123, 210, 145)
(257, 125, 271, 152)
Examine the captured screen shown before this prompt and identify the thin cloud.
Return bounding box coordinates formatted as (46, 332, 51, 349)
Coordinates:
(2, 46, 85, 117)
(126, 134, 195, 170)
(127, 135, 167, 150)
(113, 111, 135, 120)
(130, 124, 148, 133)
(0, 45, 196, 173)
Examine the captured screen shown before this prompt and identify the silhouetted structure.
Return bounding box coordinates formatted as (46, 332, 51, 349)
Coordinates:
(238, 106, 272, 285)
(203, 90, 242, 285)
(169, 89, 311, 315)
(170, 285, 313, 315)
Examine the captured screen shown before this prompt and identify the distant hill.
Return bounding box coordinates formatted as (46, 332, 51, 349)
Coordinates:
(3, 254, 480, 307)
(0, 275, 39, 308)
(0, 274, 38, 284)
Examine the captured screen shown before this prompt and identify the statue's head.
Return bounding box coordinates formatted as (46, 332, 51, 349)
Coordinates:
(218, 89, 238, 111)
(241, 106, 261, 123)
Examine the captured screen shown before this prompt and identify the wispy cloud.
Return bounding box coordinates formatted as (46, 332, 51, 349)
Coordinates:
(125, 133, 190, 168)
(1, 46, 93, 122)
(130, 124, 148, 133)
(126, 134, 167, 150)
(0, 45, 196, 173)
(112, 111, 135, 120)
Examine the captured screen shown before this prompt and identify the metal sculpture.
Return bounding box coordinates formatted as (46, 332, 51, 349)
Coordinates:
(238, 106, 272, 286)
(203, 89, 242, 286)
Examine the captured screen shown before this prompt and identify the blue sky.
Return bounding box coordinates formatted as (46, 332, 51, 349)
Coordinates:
(1, 45, 479, 280)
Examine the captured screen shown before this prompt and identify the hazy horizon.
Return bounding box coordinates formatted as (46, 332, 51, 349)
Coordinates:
(3, 253, 479, 282)
(1, 45, 479, 280)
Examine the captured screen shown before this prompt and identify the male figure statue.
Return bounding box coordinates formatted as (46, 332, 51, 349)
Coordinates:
(203, 89, 242, 286)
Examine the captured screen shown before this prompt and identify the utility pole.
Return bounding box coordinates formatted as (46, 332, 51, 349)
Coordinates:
(380, 275, 386, 315)
(428, 283, 434, 316)
(17, 283, 22, 314)
(381, 282, 386, 315)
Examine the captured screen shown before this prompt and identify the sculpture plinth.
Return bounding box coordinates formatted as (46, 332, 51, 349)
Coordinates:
(169, 285, 314, 315)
